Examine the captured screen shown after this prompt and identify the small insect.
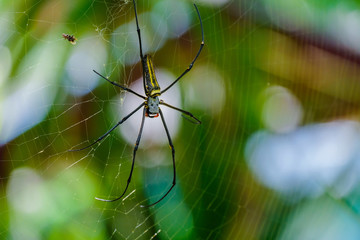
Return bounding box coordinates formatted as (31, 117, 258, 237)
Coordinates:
(62, 33, 77, 45)
(69, 0, 204, 207)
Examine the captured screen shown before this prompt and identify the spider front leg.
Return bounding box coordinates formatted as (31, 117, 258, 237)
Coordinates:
(132, 0, 144, 60)
(68, 102, 145, 152)
(161, 4, 204, 94)
(96, 107, 146, 202)
(93, 70, 145, 99)
(141, 108, 176, 208)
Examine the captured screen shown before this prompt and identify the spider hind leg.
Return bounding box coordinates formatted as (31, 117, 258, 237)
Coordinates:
(141, 108, 176, 207)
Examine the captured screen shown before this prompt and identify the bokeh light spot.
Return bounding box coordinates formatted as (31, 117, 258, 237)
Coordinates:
(64, 35, 107, 96)
(261, 86, 303, 133)
(185, 64, 225, 115)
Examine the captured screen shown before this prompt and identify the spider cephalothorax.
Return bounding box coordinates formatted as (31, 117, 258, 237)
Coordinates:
(146, 96, 160, 118)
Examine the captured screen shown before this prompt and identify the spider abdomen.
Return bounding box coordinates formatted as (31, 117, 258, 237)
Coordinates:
(143, 55, 161, 97)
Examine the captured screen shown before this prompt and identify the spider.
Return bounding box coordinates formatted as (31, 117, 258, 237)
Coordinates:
(69, 0, 204, 207)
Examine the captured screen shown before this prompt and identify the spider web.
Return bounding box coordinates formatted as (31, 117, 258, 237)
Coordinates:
(2, 0, 360, 239)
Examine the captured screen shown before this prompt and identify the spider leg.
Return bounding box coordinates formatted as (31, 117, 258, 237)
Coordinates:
(132, 0, 147, 92)
(96, 107, 146, 202)
(68, 102, 145, 152)
(141, 108, 176, 207)
(160, 101, 201, 124)
(93, 70, 146, 99)
(132, 0, 144, 59)
(161, 4, 204, 95)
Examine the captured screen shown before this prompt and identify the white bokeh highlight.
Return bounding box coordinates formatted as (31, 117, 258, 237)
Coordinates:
(261, 86, 303, 133)
(152, 0, 192, 39)
(111, 12, 168, 66)
(263, 0, 314, 31)
(184, 64, 225, 115)
(280, 198, 360, 240)
(0, 46, 11, 86)
(245, 120, 360, 201)
(328, 6, 360, 53)
(0, 12, 13, 45)
(7, 168, 46, 215)
(0, 35, 65, 145)
(64, 35, 107, 96)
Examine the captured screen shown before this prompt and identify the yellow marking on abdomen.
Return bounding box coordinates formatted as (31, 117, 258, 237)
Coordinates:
(146, 57, 159, 88)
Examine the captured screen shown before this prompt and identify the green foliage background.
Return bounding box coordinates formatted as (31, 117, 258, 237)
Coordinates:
(2, 0, 360, 239)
